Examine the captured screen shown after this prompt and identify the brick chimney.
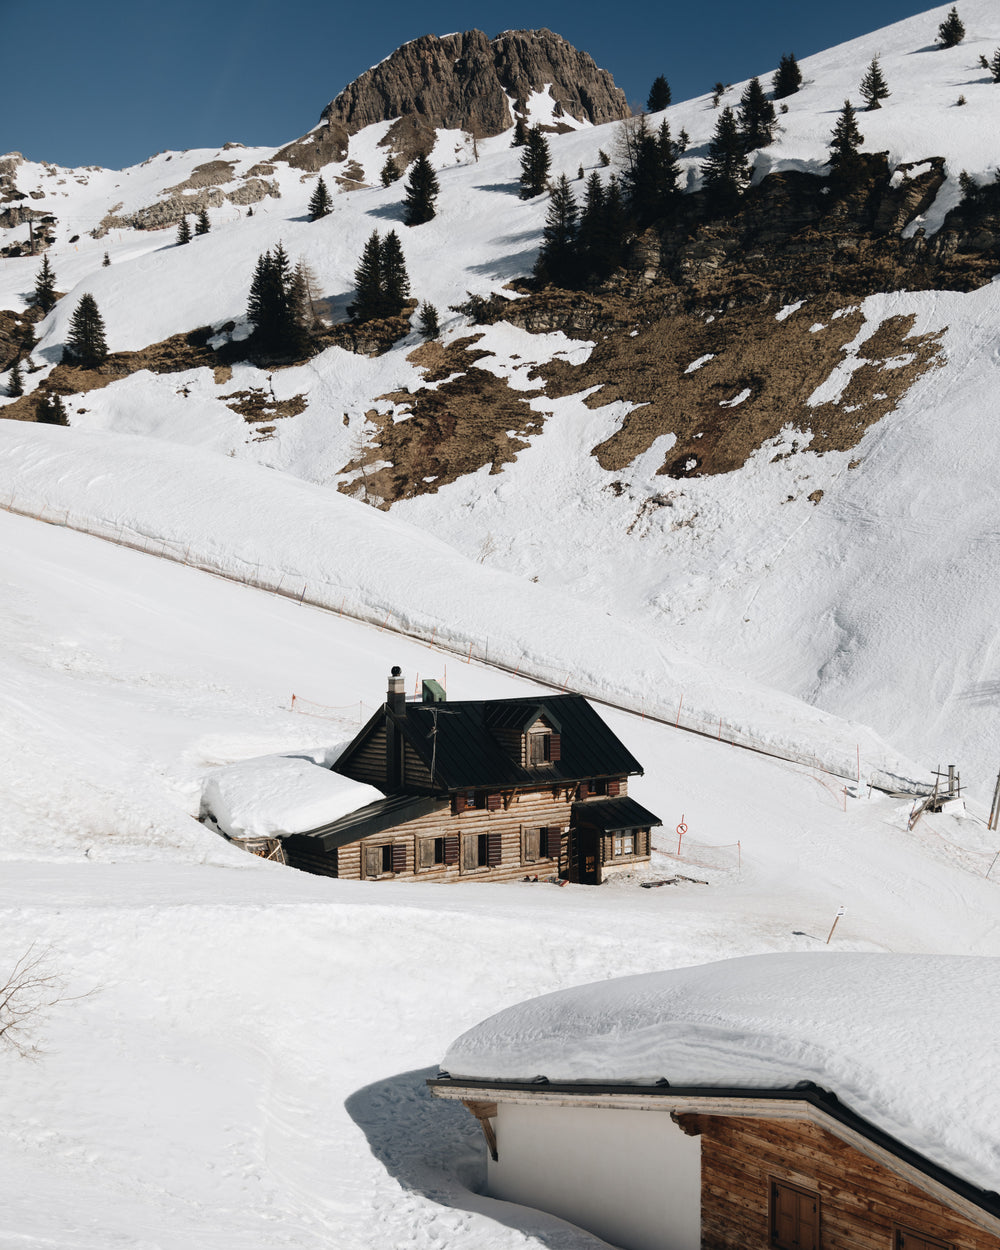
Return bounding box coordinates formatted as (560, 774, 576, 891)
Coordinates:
(387, 665, 406, 714)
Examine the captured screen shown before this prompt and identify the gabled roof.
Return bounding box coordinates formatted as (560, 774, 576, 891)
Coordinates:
(335, 693, 643, 792)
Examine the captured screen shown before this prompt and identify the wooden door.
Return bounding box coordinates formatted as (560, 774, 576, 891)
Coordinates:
(770, 1179, 819, 1250)
(576, 829, 600, 885)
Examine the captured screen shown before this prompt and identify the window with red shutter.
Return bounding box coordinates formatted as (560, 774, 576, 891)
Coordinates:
(486, 792, 502, 812)
(486, 832, 502, 866)
(548, 734, 561, 761)
(443, 836, 460, 865)
(391, 843, 407, 874)
(607, 778, 620, 797)
(577, 782, 590, 800)
(541, 827, 560, 858)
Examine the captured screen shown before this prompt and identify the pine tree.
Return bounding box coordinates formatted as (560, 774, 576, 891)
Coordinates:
(8, 359, 24, 397)
(177, 215, 192, 245)
(379, 230, 410, 317)
(195, 207, 211, 235)
(772, 53, 802, 100)
(624, 117, 681, 226)
(37, 392, 68, 425)
(701, 106, 751, 211)
(246, 243, 305, 354)
(65, 293, 108, 367)
(711, 81, 726, 107)
(380, 156, 401, 187)
(828, 100, 866, 188)
(738, 77, 777, 151)
(418, 302, 440, 338)
(534, 174, 580, 288)
(34, 254, 57, 314)
(308, 176, 332, 218)
(860, 56, 890, 110)
(510, 117, 529, 147)
(988, 49, 1000, 83)
(102, 252, 110, 267)
(937, 7, 965, 48)
(402, 154, 440, 226)
(647, 75, 671, 112)
(350, 231, 384, 323)
(518, 126, 551, 199)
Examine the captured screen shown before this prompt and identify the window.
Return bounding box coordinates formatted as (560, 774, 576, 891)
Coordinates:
(524, 827, 560, 862)
(364, 843, 405, 878)
(526, 725, 561, 766)
(418, 837, 446, 869)
(611, 831, 636, 858)
(769, 1179, 819, 1250)
(462, 832, 501, 871)
(589, 778, 622, 797)
(894, 1229, 954, 1250)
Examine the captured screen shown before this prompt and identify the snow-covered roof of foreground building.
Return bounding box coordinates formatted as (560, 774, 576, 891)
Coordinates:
(441, 953, 1000, 1195)
(201, 751, 382, 840)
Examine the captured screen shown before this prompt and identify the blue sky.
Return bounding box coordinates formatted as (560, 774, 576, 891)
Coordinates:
(5, 0, 933, 169)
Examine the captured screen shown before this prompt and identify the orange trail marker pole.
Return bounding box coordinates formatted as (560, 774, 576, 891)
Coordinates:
(675, 694, 683, 727)
(826, 906, 845, 944)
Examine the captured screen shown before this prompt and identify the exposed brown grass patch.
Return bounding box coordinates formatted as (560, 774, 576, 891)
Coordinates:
(535, 298, 944, 478)
(224, 389, 307, 423)
(339, 338, 541, 504)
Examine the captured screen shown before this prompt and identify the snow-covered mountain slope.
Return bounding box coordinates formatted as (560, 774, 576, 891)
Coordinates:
(2, 4, 1000, 790)
(2, 493, 999, 1248)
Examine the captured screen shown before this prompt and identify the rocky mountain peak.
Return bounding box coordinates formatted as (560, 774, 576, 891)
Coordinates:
(275, 28, 630, 170)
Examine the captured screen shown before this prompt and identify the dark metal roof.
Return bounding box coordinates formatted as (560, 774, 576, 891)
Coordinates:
(572, 796, 662, 831)
(484, 701, 562, 733)
(394, 693, 643, 791)
(426, 1077, 1000, 1225)
(283, 793, 447, 853)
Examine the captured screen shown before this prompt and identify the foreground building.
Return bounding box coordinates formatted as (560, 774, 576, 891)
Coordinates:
(430, 953, 1000, 1250)
(281, 668, 661, 883)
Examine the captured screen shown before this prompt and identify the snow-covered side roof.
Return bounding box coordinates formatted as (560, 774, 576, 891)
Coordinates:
(202, 751, 382, 840)
(442, 953, 1000, 1193)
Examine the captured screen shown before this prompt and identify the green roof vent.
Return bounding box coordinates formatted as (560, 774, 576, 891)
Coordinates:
(422, 679, 446, 705)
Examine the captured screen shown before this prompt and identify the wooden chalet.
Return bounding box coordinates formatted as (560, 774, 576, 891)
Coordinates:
(281, 667, 661, 883)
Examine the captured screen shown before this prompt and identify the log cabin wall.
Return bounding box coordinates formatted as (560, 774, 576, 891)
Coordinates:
(342, 726, 389, 788)
(699, 1115, 998, 1250)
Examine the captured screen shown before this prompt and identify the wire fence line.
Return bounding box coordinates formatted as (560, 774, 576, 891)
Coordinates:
(2, 491, 937, 801)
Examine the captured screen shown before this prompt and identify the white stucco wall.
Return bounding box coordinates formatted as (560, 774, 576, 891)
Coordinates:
(488, 1102, 701, 1250)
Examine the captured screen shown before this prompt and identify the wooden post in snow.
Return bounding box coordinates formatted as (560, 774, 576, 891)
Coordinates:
(989, 767, 1000, 832)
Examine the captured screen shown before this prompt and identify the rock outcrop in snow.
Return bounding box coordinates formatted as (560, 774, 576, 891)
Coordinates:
(276, 29, 630, 168)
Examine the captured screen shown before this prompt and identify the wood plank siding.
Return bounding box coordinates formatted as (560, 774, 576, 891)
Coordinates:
(282, 786, 639, 883)
(699, 1116, 999, 1250)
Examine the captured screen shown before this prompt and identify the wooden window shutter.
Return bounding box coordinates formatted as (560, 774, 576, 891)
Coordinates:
(486, 831, 502, 866)
(523, 827, 540, 863)
(607, 778, 620, 796)
(486, 792, 502, 812)
(548, 733, 561, 761)
(542, 827, 560, 857)
(391, 843, 407, 874)
(453, 792, 467, 814)
(577, 782, 589, 800)
(443, 836, 460, 865)
(418, 838, 435, 869)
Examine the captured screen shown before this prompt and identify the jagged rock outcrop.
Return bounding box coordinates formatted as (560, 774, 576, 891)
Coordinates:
(276, 29, 630, 169)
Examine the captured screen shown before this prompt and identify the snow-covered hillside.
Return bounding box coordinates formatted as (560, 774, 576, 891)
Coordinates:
(3, 8, 1000, 1244)
(2, 496, 999, 1248)
(3, 3, 1000, 799)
